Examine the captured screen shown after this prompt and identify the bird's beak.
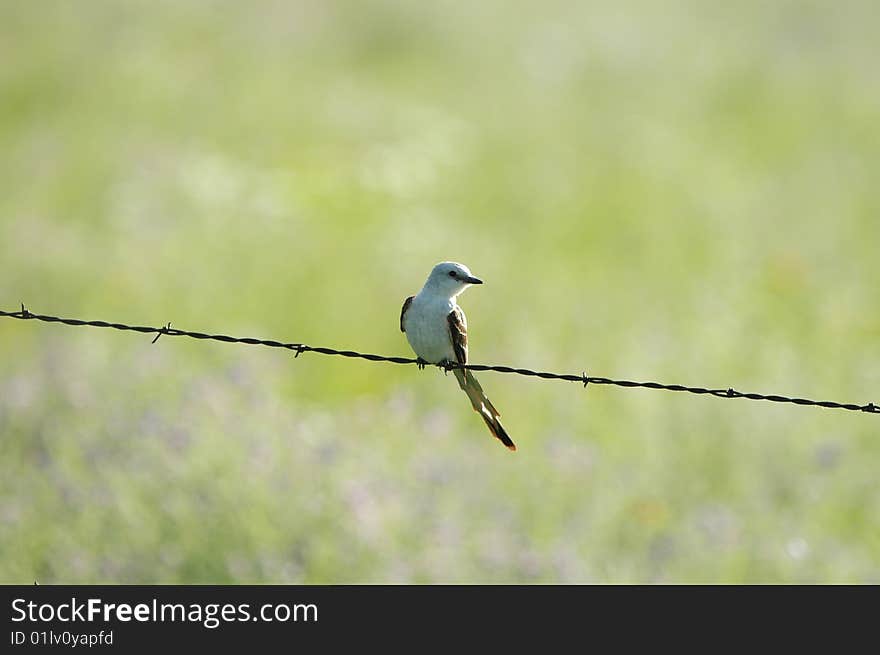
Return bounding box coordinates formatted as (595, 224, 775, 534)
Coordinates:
(464, 276, 483, 285)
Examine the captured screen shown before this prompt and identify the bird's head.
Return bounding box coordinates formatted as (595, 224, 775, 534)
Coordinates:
(423, 261, 483, 298)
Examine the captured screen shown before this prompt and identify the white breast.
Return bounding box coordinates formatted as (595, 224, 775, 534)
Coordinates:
(403, 294, 458, 364)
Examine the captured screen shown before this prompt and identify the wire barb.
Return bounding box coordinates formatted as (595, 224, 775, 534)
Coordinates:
(0, 306, 875, 418)
(151, 322, 172, 344)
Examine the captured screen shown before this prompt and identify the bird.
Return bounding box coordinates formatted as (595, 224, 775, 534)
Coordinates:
(400, 261, 515, 451)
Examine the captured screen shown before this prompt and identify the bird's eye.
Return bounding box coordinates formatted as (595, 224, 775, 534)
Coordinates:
(448, 271, 457, 277)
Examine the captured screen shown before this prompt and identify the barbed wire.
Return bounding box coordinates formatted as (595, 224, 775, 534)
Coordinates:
(1, 305, 877, 415)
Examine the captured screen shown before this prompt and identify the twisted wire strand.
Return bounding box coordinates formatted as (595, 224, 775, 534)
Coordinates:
(1, 306, 876, 415)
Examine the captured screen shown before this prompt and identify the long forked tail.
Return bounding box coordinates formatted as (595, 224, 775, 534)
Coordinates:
(453, 368, 516, 451)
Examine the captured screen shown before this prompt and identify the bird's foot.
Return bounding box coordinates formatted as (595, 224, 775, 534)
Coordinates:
(416, 357, 427, 370)
(438, 359, 455, 375)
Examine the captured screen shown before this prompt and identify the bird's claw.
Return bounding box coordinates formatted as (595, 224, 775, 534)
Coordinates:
(439, 359, 454, 375)
(416, 358, 427, 370)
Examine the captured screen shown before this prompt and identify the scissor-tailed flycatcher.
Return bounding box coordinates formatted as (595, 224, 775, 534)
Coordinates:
(400, 261, 515, 451)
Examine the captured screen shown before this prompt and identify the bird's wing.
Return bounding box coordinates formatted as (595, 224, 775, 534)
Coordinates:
(447, 306, 468, 365)
(400, 295, 415, 333)
(447, 306, 514, 451)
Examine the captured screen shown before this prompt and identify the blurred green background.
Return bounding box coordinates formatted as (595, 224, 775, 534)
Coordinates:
(1, 0, 878, 583)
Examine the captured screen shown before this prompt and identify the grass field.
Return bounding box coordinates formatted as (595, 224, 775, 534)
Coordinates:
(1, 0, 878, 583)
